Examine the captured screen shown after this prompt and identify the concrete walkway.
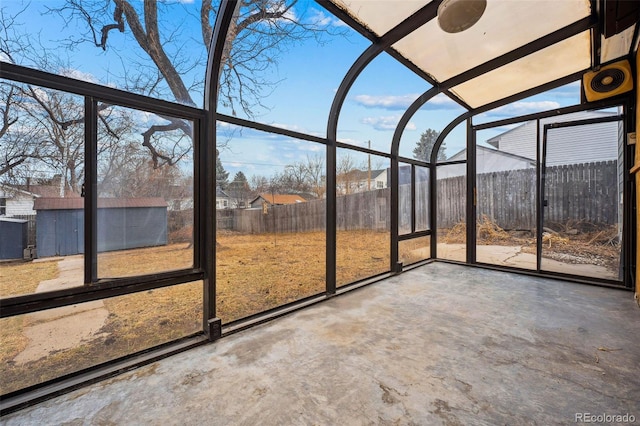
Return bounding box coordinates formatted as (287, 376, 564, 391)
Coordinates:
(438, 243, 617, 279)
(4, 263, 639, 425)
(14, 256, 109, 365)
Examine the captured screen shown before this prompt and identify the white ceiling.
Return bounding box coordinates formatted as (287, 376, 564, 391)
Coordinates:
(329, 0, 637, 109)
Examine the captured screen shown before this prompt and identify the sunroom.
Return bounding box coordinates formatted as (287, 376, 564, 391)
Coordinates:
(1, 0, 639, 421)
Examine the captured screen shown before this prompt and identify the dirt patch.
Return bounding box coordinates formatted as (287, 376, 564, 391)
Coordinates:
(440, 218, 620, 276)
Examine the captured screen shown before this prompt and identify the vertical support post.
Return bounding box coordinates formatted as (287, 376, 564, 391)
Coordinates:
(410, 165, 416, 234)
(193, 118, 202, 272)
(390, 153, 400, 272)
(327, 142, 337, 293)
(466, 118, 476, 264)
(536, 119, 543, 272)
(203, 0, 237, 340)
(429, 163, 437, 259)
(84, 97, 97, 284)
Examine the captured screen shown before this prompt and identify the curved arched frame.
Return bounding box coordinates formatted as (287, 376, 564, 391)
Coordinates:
(203, 1, 602, 311)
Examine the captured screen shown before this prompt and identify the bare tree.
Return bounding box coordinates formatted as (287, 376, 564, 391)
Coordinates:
(336, 153, 357, 195)
(0, 83, 45, 179)
(303, 154, 325, 199)
(45, 0, 343, 164)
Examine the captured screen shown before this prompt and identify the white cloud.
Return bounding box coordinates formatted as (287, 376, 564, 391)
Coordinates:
(309, 9, 333, 26)
(354, 94, 419, 110)
(353, 92, 459, 111)
(429, 93, 459, 109)
(486, 101, 561, 117)
(265, 3, 297, 23)
(270, 122, 306, 132)
(59, 68, 100, 84)
(361, 115, 416, 131)
(308, 9, 347, 27)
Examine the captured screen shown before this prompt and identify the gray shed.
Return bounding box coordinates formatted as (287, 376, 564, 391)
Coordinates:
(0, 218, 28, 260)
(34, 198, 168, 258)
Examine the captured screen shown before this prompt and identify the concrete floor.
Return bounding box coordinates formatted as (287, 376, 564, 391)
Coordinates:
(2, 263, 639, 425)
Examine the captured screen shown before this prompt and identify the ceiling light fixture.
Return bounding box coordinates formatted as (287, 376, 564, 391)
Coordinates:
(437, 0, 487, 33)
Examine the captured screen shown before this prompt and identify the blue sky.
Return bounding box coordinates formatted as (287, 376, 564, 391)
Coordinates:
(2, 0, 582, 181)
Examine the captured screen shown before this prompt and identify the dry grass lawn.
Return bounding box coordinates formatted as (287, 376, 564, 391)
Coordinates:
(2, 229, 417, 395)
(0, 260, 58, 298)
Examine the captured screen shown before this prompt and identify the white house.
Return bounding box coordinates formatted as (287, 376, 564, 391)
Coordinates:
(485, 110, 621, 166)
(337, 169, 387, 194)
(0, 184, 39, 217)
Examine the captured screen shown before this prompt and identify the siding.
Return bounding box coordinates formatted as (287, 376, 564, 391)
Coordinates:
(36, 207, 167, 257)
(6, 197, 36, 216)
(0, 219, 28, 259)
(488, 111, 621, 165)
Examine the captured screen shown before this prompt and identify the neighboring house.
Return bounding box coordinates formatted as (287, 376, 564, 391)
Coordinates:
(249, 193, 306, 209)
(0, 184, 39, 217)
(216, 187, 232, 210)
(0, 177, 82, 218)
(166, 184, 193, 211)
(438, 146, 536, 178)
(337, 169, 387, 194)
(485, 110, 621, 166)
(224, 188, 252, 209)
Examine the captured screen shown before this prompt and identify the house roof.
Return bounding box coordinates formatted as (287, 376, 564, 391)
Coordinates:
(34, 197, 168, 210)
(448, 145, 536, 163)
(251, 194, 306, 205)
(344, 169, 386, 181)
(0, 183, 39, 198)
(216, 187, 230, 198)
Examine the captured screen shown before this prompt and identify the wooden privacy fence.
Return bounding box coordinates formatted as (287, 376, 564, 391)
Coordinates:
(216, 161, 618, 235)
(217, 188, 390, 234)
(438, 161, 618, 230)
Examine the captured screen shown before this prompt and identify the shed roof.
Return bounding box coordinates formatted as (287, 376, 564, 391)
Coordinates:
(251, 194, 307, 205)
(34, 197, 168, 210)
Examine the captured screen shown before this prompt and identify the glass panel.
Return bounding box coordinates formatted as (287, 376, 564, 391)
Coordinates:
(474, 82, 582, 126)
(393, 0, 590, 81)
(451, 32, 591, 108)
(436, 122, 467, 163)
(542, 120, 623, 281)
(337, 52, 431, 153)
(399, 236, 430, 266)
(336, 149, 390, 287)
(475, 129, 537, 269)
(1, 1, 209, 107)
(97, 105, 194, 279)
(398, 96, 466, 160)
(0, 81, 84, 298)
(437, 164, 466, 262)
(0, 281, 202, 395)
(216, 122, 326, 323)
(217, 1, 364, 134)
(398, 163, 411, 235)
(415, 166, 430, 232)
